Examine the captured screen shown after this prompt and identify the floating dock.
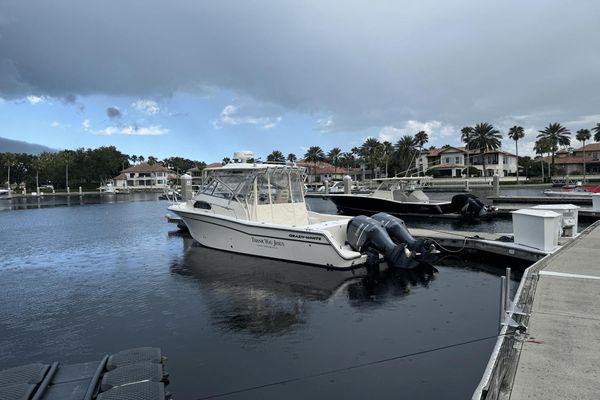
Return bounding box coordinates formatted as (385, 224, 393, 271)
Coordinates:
(473, 221, 600, 399)
(0, 347, 170, 400)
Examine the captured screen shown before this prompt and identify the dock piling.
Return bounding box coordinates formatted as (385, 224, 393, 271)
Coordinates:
(499, 276, 506, 330)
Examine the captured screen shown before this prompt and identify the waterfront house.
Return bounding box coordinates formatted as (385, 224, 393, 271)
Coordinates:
(113, 163, 172, 189)
(545, 143, 600, 175)
(298, 160, 361, 183)
(418, 146, 518, 177)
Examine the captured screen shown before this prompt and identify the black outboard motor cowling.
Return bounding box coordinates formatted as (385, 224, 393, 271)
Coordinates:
(451, 194, 497, 218)
(346, 215, 409, 269)
(371, 213, 437, 256)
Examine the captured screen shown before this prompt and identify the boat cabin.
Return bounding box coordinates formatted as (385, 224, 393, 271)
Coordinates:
(195, 161, 309, 226)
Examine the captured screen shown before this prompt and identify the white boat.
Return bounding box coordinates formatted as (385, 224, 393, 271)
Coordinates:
(0, 189, 11, 199)
(169, 152, 437, 270)
(544, 186, 600, 198)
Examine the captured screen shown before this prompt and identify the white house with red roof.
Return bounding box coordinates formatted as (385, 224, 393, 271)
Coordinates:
(113, 163, 172, 189)
(419, 146, 518, 177)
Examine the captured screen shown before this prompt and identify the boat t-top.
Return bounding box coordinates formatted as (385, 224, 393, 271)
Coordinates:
(168, 151, 438, 270)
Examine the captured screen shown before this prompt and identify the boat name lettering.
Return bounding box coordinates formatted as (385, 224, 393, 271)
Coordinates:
(288, 233, 322, 241)
(251, 236, 285, 248)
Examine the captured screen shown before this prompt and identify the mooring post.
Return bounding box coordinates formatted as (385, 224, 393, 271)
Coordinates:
(343, 175, 352, 194)
(505, 267, 511, 312)
(493, 174, 500, 196)
(324, 179, 330, 195)
(499, 276, 506, 329)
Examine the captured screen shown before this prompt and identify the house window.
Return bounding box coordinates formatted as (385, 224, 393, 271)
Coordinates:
(129, 173, 135, 178)
(445, 157, 451, 164)
(593, 152, 599, 161)
(455, 156, 460, 164)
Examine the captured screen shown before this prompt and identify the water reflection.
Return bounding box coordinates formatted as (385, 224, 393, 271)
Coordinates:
(348, 263, 438, 305)
(170, 236, 448, 336)
(171, 237, 364, 336)
(0, 192, 159, 211)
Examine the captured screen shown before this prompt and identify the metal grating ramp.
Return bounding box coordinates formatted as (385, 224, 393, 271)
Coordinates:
(100, 362, 165, 392)
(97, 381, 166, 400)
(106, 348, 162, 371)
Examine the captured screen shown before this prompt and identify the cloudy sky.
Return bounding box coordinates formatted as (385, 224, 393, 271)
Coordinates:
(1, 1, 599, 162)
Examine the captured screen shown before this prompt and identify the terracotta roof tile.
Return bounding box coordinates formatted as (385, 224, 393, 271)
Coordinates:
(123, 162, 171, 173)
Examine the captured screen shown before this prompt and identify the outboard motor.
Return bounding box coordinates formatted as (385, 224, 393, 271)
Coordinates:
(346, 215, 411, 269)
(451, 194, 497, 218)
(371, 213, 437, 258)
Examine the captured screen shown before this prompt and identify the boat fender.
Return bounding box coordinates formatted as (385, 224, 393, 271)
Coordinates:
(346, 215, 411, 269)
(371, 212, 436, 255)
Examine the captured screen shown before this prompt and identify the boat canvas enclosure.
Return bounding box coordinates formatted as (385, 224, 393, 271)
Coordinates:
(199, 164, 309, 226)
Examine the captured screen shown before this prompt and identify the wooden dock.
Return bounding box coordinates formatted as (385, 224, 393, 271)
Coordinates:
(473, 221, 600, 399)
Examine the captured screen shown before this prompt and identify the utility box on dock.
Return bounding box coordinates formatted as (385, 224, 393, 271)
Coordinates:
(532, 204, 579, 237)
(593, 194, 600, 212)
(512, 209, 561, 252)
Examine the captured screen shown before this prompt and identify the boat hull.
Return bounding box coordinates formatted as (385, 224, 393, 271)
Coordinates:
(326, 194, 452, 217)
(171, 208, 367, 270)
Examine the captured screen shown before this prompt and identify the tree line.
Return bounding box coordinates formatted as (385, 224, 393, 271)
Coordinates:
(1, 147, 205, 190)
(264, 122, 600, 181)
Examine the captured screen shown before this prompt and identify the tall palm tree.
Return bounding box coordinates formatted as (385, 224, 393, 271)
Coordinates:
(576, 129, 591, 181)
(413, 131, 429, 176)
(359, 138, 383, 178)
(537, 123, 571, 178)
(461, 126, 474, 177)
(287, 153, 297, 163)
(147, 155, 158, 165)
(138, 155, 145, 164)
(3, 153, 16, 189)
(467, 123, 502, 179)
(327, 147, 343, 176)
(593, 123, 600, 142)
(534, 138, 552, 182)
(508, 126, 525, 183)
(304, 146, 326, 181)
(130, 155, 138, 165)
(382, 141, 394, 177)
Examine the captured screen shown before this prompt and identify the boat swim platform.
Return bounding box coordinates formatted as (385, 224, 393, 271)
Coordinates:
(0, 347, 170, 400)
(474, 221, 600, 400)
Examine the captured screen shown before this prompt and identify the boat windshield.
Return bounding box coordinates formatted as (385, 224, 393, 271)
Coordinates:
(201, 171, 252, 201)
(201, 167, 305, 204)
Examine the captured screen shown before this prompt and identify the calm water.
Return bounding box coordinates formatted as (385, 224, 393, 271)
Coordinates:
(0, 199, 517, 399)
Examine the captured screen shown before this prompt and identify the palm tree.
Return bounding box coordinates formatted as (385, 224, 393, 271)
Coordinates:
(267, 150, 285, 163)
(147, 156, 158, 165)
(327, 147, 343, 176)
(138, 155, 145, 164)
(467, 123, 502, 179)
(359, 138, 383, 178)
(534, 138, 551, 182)
(287, 153, 297, 163)
(576, 129, 591, 181)
(413, 131, 429, 176)
(461, 127, 474, 177)
(593, 123, 600, 142)
(394, 135, 417, 175)
(304, 146, 326, 182)
(382, 141, 393, 177)
(3, 153, 16, 189)
(507, 126, 525, 183)
(537, 123, 571, 178)
(130, 155, 138, 165)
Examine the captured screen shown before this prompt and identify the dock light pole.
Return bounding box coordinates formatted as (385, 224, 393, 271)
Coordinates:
(65, 161, 69, 193)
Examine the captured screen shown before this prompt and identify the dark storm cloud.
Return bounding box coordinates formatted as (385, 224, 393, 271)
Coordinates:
(1, 1, 599, 130)
(106, 106, 122, 119)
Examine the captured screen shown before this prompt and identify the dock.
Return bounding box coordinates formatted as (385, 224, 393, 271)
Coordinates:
(410, 228, 560, 263)
(473, 221, 600, 399)
(490, 195, 592, 206)
(0, 347, 170, 400)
